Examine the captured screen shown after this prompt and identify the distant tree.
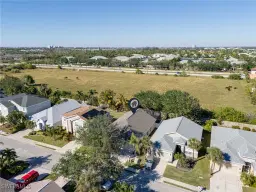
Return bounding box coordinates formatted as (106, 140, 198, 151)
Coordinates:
(23, 75, 35, 85)
(134, 91, 162, 111)
(228, 74, 242, 80)
(161, 90, 202, 121)
(188, 138, 202, 160)
(207, 147, 224, 175)
(0, 75, 24, 95)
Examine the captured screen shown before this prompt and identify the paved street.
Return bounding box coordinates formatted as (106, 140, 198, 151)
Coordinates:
(0, 135, 61, 173)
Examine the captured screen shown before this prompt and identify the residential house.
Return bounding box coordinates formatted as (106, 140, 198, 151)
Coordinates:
(90, 56, 108, 60)
(151, 116, 203, 162)
(62, 106, 109, 135)
(20, 179, 64, 192)
(211, 126, 256, 175)
(113, 56, 130, 62)
(31, 99, 81, 130)
(0, 94, 51, 117)
(127, 109, 156, 137)
(130, 54, 146, 60)
(250, 68, 256, 79)
(151, 53, 168, 58)
(156, 54, 179, 61)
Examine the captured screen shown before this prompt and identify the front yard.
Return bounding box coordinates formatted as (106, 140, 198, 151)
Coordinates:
(163, 157, 210, 188)
(24, 135, 69, 147)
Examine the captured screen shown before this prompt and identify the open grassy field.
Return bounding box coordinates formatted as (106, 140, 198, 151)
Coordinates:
(8, 68, 255, 113)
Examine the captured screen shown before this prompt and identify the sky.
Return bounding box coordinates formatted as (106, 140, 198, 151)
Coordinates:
(1, 0, 256, 47)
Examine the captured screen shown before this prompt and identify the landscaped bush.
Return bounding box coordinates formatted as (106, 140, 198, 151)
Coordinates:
(232, 125, 240, 129)
(252, 129, 256, 132)
(240, 172, 256, 187)
(228, 74, 242, 80)
(212, 75, 225, 79)
(6, 161, 29, 177)
(29, 131, 37, 135)
(135, 69, 143, 74)
(11, 69, 20, 73)
(249, 118, 256, 125)
(243, 127, 251, 131)
(214, 107, 248, 123)
(204, 120, 217, 132)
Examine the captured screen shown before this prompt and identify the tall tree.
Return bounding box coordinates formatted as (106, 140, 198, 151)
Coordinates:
(99, 89, 116, 108)
(115, 94, 128, 112)
(0, 148, 18, 176)
(6, 111, 26, 126)
(0, 75, 24, 95)
(207, 147, 224, 175)
(188, 138, 202, 160)
(134, 91, 162, 111)
(23, 75, 35, 85)
(53, 115, 124, 192)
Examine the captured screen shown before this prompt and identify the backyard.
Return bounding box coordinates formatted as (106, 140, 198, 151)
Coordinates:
(9, 69, 254, 113)
(163, 157, 210, 188)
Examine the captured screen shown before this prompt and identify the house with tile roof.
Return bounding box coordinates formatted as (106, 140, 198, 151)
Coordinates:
(211, 126, 256, 175)
(31, 99, 81, 130)
(62, 106, 109, 135)
(151, 116, 203, 162)
(0, 94, 51, 117)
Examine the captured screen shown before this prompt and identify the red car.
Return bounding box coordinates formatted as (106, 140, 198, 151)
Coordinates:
(15, 170, 39, 190)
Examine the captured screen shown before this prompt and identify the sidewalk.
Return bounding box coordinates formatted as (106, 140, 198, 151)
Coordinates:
(162, 177, 209, 192)
(56, 141, 81, 154)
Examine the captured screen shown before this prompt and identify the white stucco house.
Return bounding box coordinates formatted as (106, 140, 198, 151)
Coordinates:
(211, 126, 256, 175)
(151, 116, 203, 162)
(0, 93, 51, 117)
(62, 106, 109, 135)
(31, 99, 81, 130)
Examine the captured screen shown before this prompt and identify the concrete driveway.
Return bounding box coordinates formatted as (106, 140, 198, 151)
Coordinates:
(210, 164, 242, 192)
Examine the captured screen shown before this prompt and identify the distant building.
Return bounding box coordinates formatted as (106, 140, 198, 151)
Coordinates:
(90, 56, 108, 60)
(250, 68, 256, 79)
(113, 56, 130, 62)
(130, 54, 146, 60)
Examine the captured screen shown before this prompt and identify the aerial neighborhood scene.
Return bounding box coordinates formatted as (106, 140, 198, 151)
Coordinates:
(1, 1, 256, 192)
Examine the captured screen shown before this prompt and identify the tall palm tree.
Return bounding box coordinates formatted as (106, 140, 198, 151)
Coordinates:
(207, 147, 224, 175)
(188, 138, 202, 160)
(129, 134, 152, 156)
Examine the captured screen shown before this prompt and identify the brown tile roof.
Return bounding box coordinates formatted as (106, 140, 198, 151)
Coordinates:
(62, 106, 91, 117)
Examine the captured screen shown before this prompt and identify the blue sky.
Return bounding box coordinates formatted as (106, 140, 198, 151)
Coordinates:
(1, 0, 256, 47)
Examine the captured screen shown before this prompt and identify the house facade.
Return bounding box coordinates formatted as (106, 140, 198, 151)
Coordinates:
(31, 99, 81, 130)
(211, 126, 256, 175)
(250, 68, 256, 79)
(151, 116, 203, 162)
(0, 94, 51, 117)
(62, 106, 109, 135)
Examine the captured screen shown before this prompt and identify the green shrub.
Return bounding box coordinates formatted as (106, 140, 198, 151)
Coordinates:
(232, 125, 240, 129)
(204, 120, 216, 132)
(212, 75, 225, 79)
(11, 69, 20, 73)
(243, 127, 251, 131)
(135, 69, 143, 74)
(252, 129, 256, 132)
(155, 73, 159, 75)
(228, 74, 242, 80)
(29, 131, 37, 135)
(249, 119, 256, 125)
(214, 107, 248, 123)
(58, 65, 62, 69)
(240, 172, 256, 187)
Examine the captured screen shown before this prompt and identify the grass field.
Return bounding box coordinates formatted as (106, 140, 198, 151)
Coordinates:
(9, 68, 255, 113)
(163, 157, 210, 188)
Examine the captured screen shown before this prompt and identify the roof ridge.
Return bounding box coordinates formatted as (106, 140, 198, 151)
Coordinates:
(238, 130, 256, 149)
(176, 116, 184, 132)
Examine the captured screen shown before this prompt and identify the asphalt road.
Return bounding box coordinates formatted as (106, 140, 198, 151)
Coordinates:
(0, 135, 61, 172)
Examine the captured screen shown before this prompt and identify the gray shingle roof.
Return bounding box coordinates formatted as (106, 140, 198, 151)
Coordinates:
(0, 93, 26, 102)
(211, 126, 256, 165)
(151, 116, 203, 142)
(127, 109, 156, 134)
(0, 101, 15, 108)
(11, 95, 49, 107)
(0, 177, 15, 192)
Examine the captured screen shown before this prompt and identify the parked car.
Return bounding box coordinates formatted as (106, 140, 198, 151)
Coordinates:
(15, 170, 39, 190)
(145, 155, 154, 170)
(101, 180, 115, 191)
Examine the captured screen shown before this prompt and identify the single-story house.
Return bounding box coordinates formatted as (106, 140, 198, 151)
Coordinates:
(211, 126, 256, 175)
(90, 56, 108, 60)
(62, 106, 109, 135)
(113, 56, 130, 62)
(151, 116, 203, 162)
(127, 109, 156, 137)
(20, 179, 64, 192)
(250, 68, 256, 79)
(0, 94, 51, 117)
(31, 99, 81, 130)
(130, 54, 146, 60)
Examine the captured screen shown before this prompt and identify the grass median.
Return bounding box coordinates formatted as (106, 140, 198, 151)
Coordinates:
(24, 135, 68, 147)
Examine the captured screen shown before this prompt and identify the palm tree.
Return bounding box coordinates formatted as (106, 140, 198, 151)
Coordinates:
(129, 134, 152, 156)
(207, 147, 224, 175)
(115, 94, 128, 112)
(0, 148, 18, 175)
(188, 138, 202, 160)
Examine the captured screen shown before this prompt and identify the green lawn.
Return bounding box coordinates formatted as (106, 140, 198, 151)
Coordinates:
(107, 109, 125, 120)
(11, 69, 255, 113)
(243, 187, 256, 192)
(24, 135, 68, 147)
(163, 157, 210, 188)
